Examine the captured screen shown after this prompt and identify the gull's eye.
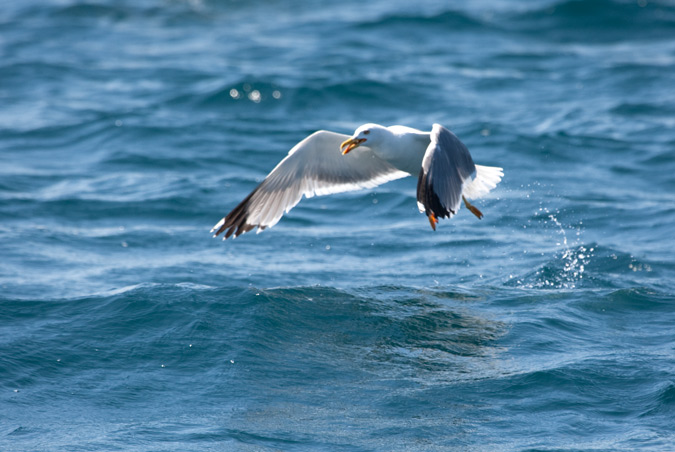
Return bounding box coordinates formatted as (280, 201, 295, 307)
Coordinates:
(363, 130, 370, 135)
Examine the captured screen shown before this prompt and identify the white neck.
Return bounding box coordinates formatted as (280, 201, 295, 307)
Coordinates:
(370, 126, 431, 174)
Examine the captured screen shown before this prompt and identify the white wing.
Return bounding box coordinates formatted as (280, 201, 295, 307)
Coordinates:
(211, 130, 409, 239)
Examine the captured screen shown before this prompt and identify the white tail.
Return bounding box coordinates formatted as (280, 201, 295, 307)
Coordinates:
(462, 164, 504, 200)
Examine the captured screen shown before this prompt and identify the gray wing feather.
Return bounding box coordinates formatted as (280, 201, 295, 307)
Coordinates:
(416, 124, 476, 219)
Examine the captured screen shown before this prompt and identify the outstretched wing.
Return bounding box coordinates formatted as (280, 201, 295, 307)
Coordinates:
(416, 124, 477, 223)
(212, 130, 409, 239)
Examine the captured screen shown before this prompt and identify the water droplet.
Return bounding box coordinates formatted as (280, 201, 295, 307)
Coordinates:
(248, 90, 261, 103)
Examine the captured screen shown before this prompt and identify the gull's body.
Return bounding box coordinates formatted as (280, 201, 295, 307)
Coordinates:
(211, 123, 503, 239)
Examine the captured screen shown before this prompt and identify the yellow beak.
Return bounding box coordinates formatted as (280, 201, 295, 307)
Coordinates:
(340, 137, 367, 155)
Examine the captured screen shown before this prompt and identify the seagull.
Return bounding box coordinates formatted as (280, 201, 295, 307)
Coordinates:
(211, 123, 503, 239)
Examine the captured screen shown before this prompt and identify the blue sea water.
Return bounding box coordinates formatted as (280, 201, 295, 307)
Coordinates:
(2, 0, 675, 450)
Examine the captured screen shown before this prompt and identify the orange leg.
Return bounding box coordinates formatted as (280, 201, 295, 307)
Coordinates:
(428, 213, 438, 230)
(463, 196, 483, 219)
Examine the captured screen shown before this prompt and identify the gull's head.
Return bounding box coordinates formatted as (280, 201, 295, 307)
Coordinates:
(340, 123, 388, 155)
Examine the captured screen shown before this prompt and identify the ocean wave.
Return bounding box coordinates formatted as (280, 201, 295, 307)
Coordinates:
(509, 242, 668, 291)
(507, 243, 595, 290)
(355, 9, 490, 32)
(491, 355, 667, 416)
(610, 101, 675, 117)
(1, 283, 503, 376)
(506, 0, 675, 42)
(596, 287, 675, 311)
(640, 381, 675, 417)
(52, 2, 131, 22)
(8, 1, 209, 26)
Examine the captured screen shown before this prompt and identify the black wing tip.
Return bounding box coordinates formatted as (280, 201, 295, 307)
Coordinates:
(211, 188, 260, 240)
(416, 171, 453, 222)
(211, 218, 257, 240)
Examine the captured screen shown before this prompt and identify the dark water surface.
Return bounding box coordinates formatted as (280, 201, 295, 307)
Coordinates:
(2, 1, 674, 450)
